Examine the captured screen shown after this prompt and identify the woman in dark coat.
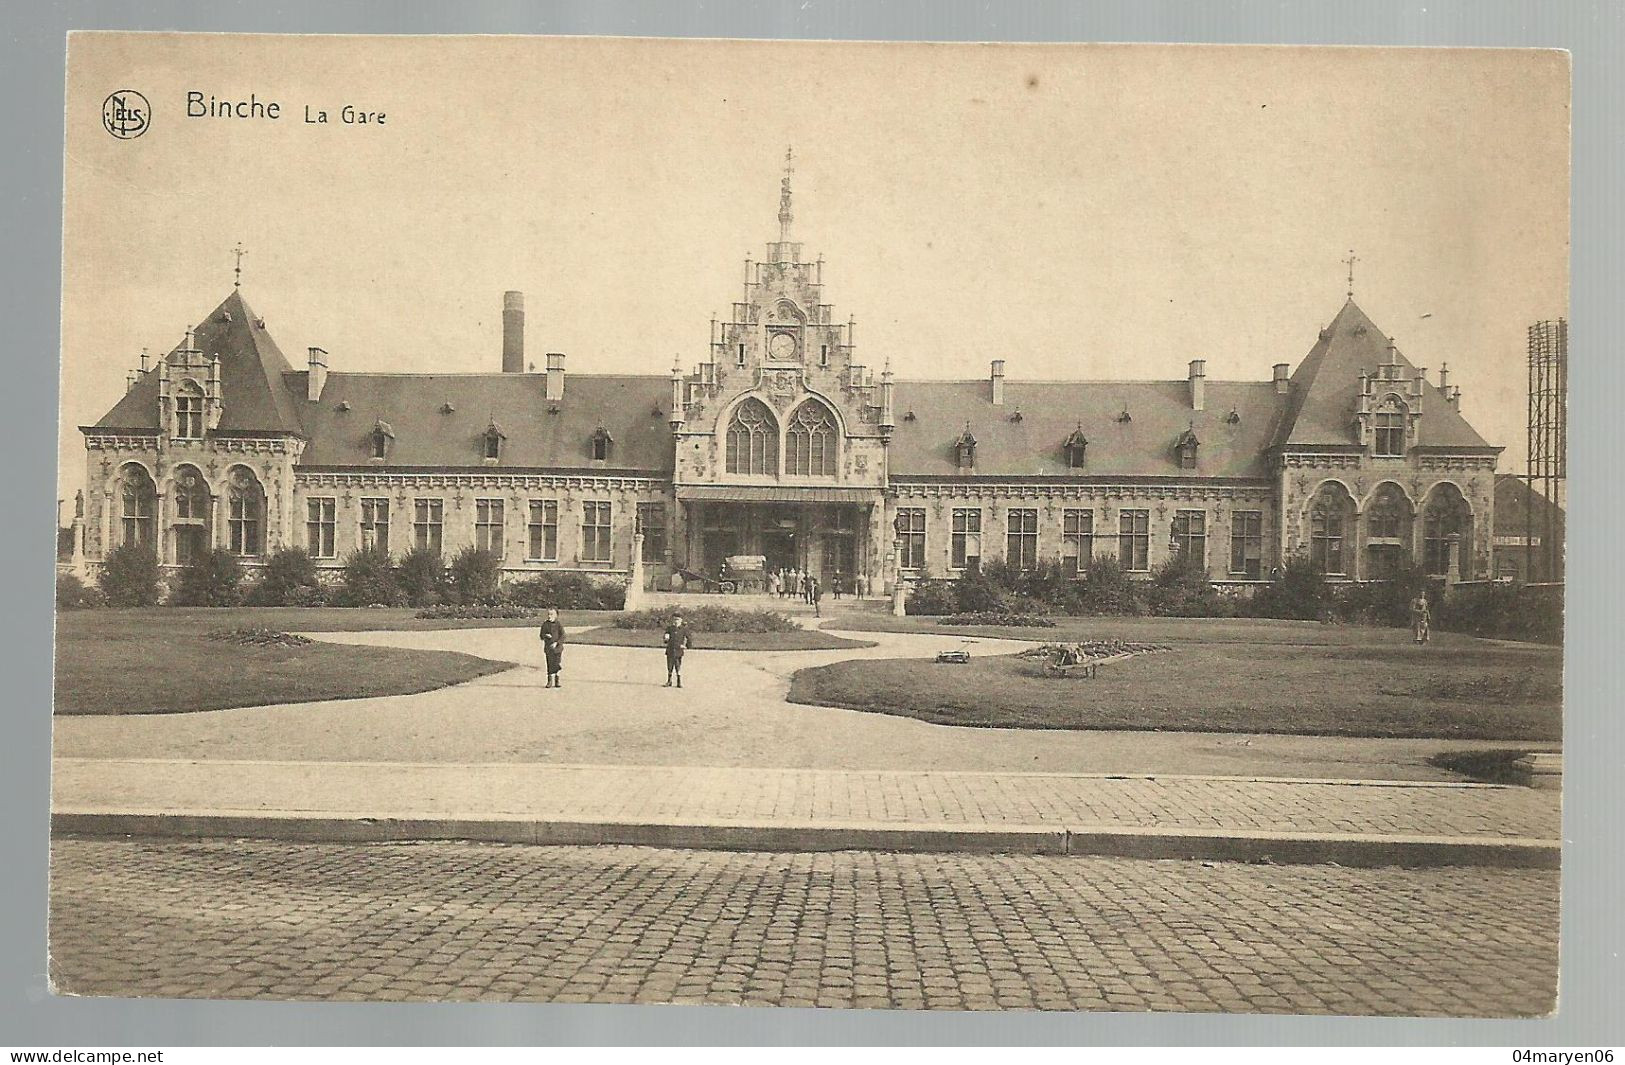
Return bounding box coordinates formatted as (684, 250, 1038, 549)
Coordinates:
(538, 607, 566, 688)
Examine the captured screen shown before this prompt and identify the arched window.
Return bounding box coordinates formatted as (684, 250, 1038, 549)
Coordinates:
(785, 401, 837, 477)
(1423, 485, 1472, 576)
(226, 467, 265, 557)
(1308, 483, 1353, 575)
(1365, 483, 1411, 578)
(1374, 395, 1407, 457)
(172, 466, 209, 565)
(175, 381, 204, 439)
(118, 467, 156, 548)
(725, 399, 778, 476)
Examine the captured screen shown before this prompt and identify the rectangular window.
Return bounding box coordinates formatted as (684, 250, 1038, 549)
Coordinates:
(474, 499, 505, 558)
(1006, 508, 1039, 570)
(413, 498, 444, 553)
(1311, 510, 1346, 575)
(228, 497, 261, 557)
(1230, 511, 1263, 578)
(637, 502, 667, 563)
(737, 343, 746, 367)
(581, 500, 612, 563)
(950, 508, 982, 570)
(1171, 510, 1206, 566)
(1062, 509, 1093, 576)
(359, 498, 389, 553)
(1118, 509, 1150, 572)
(527, 500, 558, 561)
(306, 497, 336, 559)
(1375, 413, 1405, 457)
(896, 507, 926, 571)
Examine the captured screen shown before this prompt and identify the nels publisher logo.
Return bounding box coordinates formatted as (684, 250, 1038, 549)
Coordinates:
(101, 89, 150, 139)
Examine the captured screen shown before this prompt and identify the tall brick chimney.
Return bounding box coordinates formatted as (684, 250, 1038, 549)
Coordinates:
(1273, 363, 1291, 395)
(545, 352, 566, 401)
(990, 359, 1006, 406)
(502, 291, 525, 374)
(307, 347, 328, 401)
(1188, 359, 1206, 411)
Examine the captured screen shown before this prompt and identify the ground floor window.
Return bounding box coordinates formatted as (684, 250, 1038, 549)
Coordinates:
(951, 508, 981, 570)
(1006, 508, 1038, 570)
(1118, 509, 1150, 571)
(306, 497, 337, 559)
(895, 507, 926, 571)
(1062, 509, 1093, 576)
(637, 502, 667, 563)
(359, 498, 389, 553)
(413, 498, 444, 553)
(1310, 503, 1346, 575)
(581, 501, 612, 562)
(120, 476, 156, 548)
(227, 483, 264, 557)
(1171, 510, 1206, 566)
(475, 499, 505, 558)
(528, 499, 558, 561)
(1230, 511, 1263, 578)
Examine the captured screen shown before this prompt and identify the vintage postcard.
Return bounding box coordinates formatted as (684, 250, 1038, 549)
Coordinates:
(51, 34, 1567, 1014)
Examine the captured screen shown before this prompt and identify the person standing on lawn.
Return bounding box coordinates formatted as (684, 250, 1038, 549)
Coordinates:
(811, 575, 823, 617)
(538, 607, 566, 688)
(1410, 593, 1431, 645)
(663, 612, 693, 687)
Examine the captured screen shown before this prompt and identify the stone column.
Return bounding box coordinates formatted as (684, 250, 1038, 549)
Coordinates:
(890, 537, 907, 616)
(1445, 532, 1462, 588)
(625, 531, 646, 610)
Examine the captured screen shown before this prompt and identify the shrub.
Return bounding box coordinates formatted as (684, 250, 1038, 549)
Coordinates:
(170, 548, 245, 607)
(1077, 555, 1146, 616)
(951, 566, 1012, 613)
(508, 571, 626, 611)
(415, 603, 535, 620)
(248, 547, 322, 607)
(1145, 551, 1231, 617)
(1250, 551, 1331, 621)
(98, 542, 162, 607)
(1435, 581, 1563, 644)
(941, 611, 1056, 627)
(1334, 562, 1431, 627)
(397, 546, 447, 607)
(341, 544, 402, 606)
(904, 579, 959, 616)
(613, 605, 799, 633)
(56, 572, 105, 610)
(447, 547, 502, 605)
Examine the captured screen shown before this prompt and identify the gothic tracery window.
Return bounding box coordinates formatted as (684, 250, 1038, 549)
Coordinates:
(1308, 484, 1353, 576)
(786, 401, 837, 477)
(1374, 396, 1407, 457)
(226, 467, 265, 557)
(725, 399, 778, 476)
(172, 467, 209, 565)
(119, 467, 156, 548)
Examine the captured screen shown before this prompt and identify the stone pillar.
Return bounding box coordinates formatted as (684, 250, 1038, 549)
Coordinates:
(70, 516, 88, 578)
(625, 532, 646, 610)
(1445, 532, 1462, 589)
(890, 538, 906, 616)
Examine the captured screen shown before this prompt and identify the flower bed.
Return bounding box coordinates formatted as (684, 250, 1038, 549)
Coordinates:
(941, 611, 1056, 628)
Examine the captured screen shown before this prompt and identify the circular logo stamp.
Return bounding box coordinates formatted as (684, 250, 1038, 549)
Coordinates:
(101, 90, 150, 139)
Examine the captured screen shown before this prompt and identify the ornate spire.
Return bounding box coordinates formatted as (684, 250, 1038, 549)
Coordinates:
(778, 146, 794, 243)
(1342, 249, 1359, 298)
(233, 241, 247, 288)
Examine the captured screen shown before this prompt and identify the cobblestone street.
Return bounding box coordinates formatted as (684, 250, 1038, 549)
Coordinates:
(49, 837, 1558, 1015)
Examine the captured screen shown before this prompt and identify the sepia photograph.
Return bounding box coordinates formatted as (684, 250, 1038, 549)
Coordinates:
(50, 34, 1568, 1016)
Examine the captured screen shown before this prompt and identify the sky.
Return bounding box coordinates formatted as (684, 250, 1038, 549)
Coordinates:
(59, 35, 1569, 503)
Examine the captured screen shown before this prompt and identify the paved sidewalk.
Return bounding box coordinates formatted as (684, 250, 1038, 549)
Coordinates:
(53, 757, 1560, 866)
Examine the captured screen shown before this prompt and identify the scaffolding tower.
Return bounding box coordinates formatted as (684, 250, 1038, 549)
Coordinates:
(1526, 318, 1566, 582)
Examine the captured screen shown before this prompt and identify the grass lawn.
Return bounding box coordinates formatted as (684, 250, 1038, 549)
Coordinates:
(572, 626, 874, 651)
(54, 609, 517, 715)
(790, 619, 1562, 741)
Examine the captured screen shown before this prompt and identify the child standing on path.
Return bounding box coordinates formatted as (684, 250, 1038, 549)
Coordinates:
(663, 613, 693, 688)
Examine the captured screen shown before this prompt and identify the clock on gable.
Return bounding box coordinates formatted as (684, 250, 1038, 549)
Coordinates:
(767, 330, 798, 360)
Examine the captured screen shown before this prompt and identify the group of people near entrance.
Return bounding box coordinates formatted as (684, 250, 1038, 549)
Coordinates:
(535, 607, 694, 690)
(767, 567, 831, 616)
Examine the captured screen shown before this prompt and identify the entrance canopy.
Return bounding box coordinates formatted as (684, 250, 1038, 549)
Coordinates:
(676, 485, 881, 505)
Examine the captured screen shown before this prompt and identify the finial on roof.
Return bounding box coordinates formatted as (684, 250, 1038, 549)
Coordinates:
(1342, 249, 1359, 298)
(778, 146, 795, 242)
(232, 242, 247, 288)
(139, 346, 149, 373)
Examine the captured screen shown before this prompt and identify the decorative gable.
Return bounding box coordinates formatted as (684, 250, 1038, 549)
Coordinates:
(1175, 426, 1200, 470)
(954, 425, 978, 470)
(1063, 425, 1089, 469)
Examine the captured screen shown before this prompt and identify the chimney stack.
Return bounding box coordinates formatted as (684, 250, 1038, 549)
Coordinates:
(307, 347, 328, 402)
(1188, 359, 1206, 411)
(1272, 363, 1291, 395)
(545, 352, 566, 401)
(502, 291, 525, 374)
(990, 359, 1006, 406)
(1437, 362, 1450, 392)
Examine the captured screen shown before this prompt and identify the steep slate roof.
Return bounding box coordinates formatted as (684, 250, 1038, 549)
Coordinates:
(1269, 298, 1494, 451)
(888, 379, 1287, 479)
(1493, 474, 1565, 536)
(293, 372, 675, 473)
(91, 290, 305, 435)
